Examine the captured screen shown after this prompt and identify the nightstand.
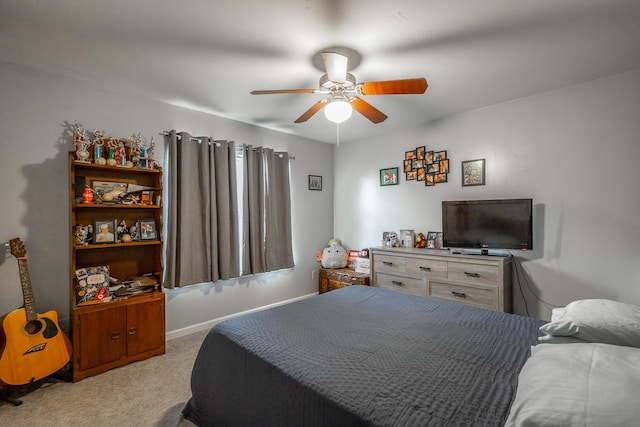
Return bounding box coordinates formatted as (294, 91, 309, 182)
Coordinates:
(318, 268, 369, 294)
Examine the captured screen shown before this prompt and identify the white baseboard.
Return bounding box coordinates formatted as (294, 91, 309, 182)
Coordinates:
(166, 292, 318, 341)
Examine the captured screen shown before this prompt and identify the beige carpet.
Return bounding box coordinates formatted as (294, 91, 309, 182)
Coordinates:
(0, 329, 208, 426)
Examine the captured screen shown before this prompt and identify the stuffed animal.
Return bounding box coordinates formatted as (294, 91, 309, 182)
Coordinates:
(320, 238, 348, 269)
(386, 232, 401, 247)
(414, 232, 427, 248)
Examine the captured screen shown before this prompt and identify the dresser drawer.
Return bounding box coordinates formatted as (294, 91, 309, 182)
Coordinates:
(448, 262, 500, 286)
(406, 258, 447, 279)
(376, 273, 426, 297)
(374, 254, 407, 275)
(429, 281, 498, 310)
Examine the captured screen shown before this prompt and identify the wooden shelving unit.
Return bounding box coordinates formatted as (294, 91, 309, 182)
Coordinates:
(69, 152, 165, 382)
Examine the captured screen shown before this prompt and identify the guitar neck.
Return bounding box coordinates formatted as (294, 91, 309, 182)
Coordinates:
(16, 256, 37, 322)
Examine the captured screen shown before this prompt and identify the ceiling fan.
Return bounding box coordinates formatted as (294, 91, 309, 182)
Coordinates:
(250, 51, 428, 124)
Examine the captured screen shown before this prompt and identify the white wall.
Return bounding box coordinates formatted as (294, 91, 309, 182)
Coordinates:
(0, 60, 334, 333)
(335, 69, 640, 320)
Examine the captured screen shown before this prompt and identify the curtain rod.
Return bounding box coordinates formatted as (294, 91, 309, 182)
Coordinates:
(160, 131, 220, 146)
(161, 131, 295, 159)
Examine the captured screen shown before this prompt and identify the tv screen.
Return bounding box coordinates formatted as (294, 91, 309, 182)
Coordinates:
(442, 198, 532, 251)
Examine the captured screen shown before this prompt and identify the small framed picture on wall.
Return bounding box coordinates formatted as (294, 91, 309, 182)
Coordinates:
(308, 175, 322, 191)
(380, 167, 399, 186)
(462, 159, 486, 186)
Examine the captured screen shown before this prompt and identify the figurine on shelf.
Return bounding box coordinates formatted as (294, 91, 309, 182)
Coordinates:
(117, 220, 131, 242)
(128, 133, 141, 167)
(92, 130, 107, 165)
(72, 121, 91, 163)
(130, 133, 155, 169)
(116, 139, 131, 167)
(74, 224, 93, 245)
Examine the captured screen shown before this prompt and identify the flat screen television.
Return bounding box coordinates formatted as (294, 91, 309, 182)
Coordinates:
(442, 198, 532, 253)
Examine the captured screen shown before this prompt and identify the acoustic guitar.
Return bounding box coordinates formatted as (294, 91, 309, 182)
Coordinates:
(0, 238, 72, 385)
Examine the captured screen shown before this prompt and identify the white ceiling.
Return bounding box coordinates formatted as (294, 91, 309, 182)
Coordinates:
(2, 0, 640, 144)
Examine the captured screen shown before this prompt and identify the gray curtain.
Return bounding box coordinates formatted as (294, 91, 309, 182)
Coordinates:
(242, 146, 294, 275)
(163, 131, 239, 288)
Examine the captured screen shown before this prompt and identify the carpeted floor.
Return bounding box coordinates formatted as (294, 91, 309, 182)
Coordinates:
(0, 329, 208, 426)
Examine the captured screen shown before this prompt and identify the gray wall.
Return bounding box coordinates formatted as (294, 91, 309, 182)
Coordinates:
(0, 60, 334, 334)
(2, 58, 638, 332)
(334, 68, 640, 320)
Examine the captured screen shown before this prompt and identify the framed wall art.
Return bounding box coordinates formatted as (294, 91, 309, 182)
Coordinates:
(380, 167, 399, 186)
(308, 175, 322, 191)
(462, 158, 486, 186)
(402, 146, 449, 187)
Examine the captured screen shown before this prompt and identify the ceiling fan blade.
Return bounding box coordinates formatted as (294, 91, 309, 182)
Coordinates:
(359, 78, 428, 95)
(322, 52, 348, 83)
(350, 97, 388, 124)
(294, 100, 328, 123)
(251, 89, 316, 95)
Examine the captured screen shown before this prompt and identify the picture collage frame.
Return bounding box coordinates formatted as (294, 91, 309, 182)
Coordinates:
(404, 146, 449, 187)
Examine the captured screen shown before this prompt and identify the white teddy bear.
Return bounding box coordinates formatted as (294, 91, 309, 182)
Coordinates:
(321, 238, 348, 269)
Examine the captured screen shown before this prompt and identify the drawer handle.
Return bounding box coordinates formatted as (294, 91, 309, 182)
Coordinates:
(128, 327, 137, 335)
(111, 331, 121, 340)
(419, 266, 431, 272)
(391, 280, 403, 287)
(383, 261, 394, 266)
(452, 291, 467, 299)
(464, 272, 480, 278)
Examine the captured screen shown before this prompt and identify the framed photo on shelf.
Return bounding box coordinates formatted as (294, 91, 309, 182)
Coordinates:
(462, 158, 486, 186)
(308, 175, 322, 191)
(93, 219, 117, 244)
(139, 218, 158, 241)
(380, 167, 399, 186)
(91, 180, 128, 200)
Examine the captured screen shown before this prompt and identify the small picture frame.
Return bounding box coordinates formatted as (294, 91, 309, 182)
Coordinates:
(426, 232, 438, 249)
(93, 220, 117, 244)
(308, 175, 322, 191)
(380, 167, 399, 186)
(462, 158, 486, 186)
(139, 218, 158, 241)
(435, 232, 444, 249)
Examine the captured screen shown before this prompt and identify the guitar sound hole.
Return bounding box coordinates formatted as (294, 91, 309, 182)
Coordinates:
(24, 319, 44, 335)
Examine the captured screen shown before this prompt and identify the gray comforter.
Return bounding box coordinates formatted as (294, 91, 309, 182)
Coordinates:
(183, 285, 545, 426)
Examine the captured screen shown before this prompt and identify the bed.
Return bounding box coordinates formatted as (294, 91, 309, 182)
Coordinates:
(182, 285, 546, 426)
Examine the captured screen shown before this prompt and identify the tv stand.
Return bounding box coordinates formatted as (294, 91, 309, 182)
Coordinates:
(370, 246, 513, 312)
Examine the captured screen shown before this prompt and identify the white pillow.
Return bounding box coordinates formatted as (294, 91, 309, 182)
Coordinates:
(539, 299, 640, 347)
(505, 343, 640, 427)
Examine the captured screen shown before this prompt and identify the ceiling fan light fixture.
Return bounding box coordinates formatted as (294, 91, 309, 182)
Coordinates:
(324, 99, 352, 123)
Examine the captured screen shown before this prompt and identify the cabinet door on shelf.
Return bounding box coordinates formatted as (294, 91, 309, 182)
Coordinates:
(76, 306, 127, 371)
(126, 297, 165, 357)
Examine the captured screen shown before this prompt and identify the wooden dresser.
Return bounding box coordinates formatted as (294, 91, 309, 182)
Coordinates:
(370, 247, 512, 312)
